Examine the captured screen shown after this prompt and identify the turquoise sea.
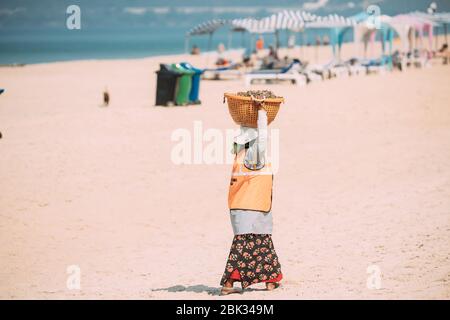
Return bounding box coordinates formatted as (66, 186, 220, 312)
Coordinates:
(0, 0, 447, 65)
(0, 27, 344, 65)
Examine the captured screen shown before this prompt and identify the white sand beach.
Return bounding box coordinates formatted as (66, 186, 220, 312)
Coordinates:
(0, 42, 449, 299)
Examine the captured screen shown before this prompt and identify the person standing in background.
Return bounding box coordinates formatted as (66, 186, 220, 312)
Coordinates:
(256, 36, 264, 52)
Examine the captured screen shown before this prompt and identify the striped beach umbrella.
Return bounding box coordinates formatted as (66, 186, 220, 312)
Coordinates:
(410, 11, 450, 24)
(187, 19, 228, 36)
(185, 19, 229, 52)
(409, 11, 450, 45)
(306, 13, 357, 28)
(230, 10, 319, 34)
(229, 18, 261, 33)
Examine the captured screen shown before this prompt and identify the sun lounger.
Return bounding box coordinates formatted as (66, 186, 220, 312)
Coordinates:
(303, 70, 323, 83)
(412, 56, 430, 68)
(309, 59, 347, 79)
(244, 72, 307, 86)
(367, 64, 388, 74)
(244, 62, 307, 86)
(203, 64, 244, 80)
(348, 65, 366, 76)
(308, 64, 331, 79)
(363, 56, 391, 74)
(283, 60, 322, 83)
(324, 59, 352, 78)
(329, 65, 350, 78)
(345, 60, 367, 76)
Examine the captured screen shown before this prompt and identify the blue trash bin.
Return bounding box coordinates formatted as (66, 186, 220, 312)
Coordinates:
(181, 62, 203, 104)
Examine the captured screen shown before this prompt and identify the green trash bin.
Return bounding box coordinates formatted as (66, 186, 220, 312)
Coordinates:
(171, 63, 194, 106)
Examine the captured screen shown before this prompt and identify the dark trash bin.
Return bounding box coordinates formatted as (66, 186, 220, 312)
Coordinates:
(155, 64, 181, 106)
(180, 62, 203, 104)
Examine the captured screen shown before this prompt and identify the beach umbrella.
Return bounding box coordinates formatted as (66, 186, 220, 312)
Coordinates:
(264, 11, 306, 48)
(304, 13, 357, 59)
(229, 14, 281, 47)
(306, 13, 357, 29)
(230, 16, 266, 34)
(230, 18, 260, 33)
(431, 12, 450, 46)
(185, 19, 228, 52)
(346, 12, 399, 57)
(230, 10, 318, 50)
(229, 17, 260, 49)
(231, 10, 317, 34)
(187, 19, 228, 36)
(389, 14, 438, 52)
(410, 11, 450, 48)
(274, 10, 319, 32)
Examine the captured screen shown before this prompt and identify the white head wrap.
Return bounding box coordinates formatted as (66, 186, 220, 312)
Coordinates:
(237, 109, 268, 170)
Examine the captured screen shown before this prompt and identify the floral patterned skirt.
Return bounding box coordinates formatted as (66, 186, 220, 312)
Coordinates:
(220, 234, 282, 289)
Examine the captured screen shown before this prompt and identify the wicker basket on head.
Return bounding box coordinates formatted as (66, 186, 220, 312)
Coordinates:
(223, 93, 284, 128)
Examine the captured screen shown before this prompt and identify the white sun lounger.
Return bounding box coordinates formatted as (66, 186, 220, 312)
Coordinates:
(367, 65, 388, 74)
(330, 65, 349, 78)
(303, 70, 323, 82)
(244, 72, 307, 86)
(244, 61, 307, 86)
(348, 65, 367, 76)
(412, 56, 429, 68)
(363, 57, 391, 75)
(309, 59, 347, 79)
(203, 68, 244, 80)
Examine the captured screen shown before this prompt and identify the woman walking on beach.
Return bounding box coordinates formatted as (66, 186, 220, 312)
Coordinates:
(220, 104, 282, 295)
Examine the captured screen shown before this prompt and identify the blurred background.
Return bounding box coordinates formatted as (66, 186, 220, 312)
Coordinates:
(1, 0, 450, 64)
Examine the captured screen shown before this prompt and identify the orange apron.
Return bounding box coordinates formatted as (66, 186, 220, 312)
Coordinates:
(228, 149, 273, 212)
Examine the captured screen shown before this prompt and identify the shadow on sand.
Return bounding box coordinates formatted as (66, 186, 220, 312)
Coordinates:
(151, 285, 222, 296)
(152, 284, 270, 296)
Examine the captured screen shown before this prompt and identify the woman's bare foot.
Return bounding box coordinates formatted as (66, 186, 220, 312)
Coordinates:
(220, 286, 242, 295)
(265, 282, 280, 291)
(220, 279, 242, 295)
